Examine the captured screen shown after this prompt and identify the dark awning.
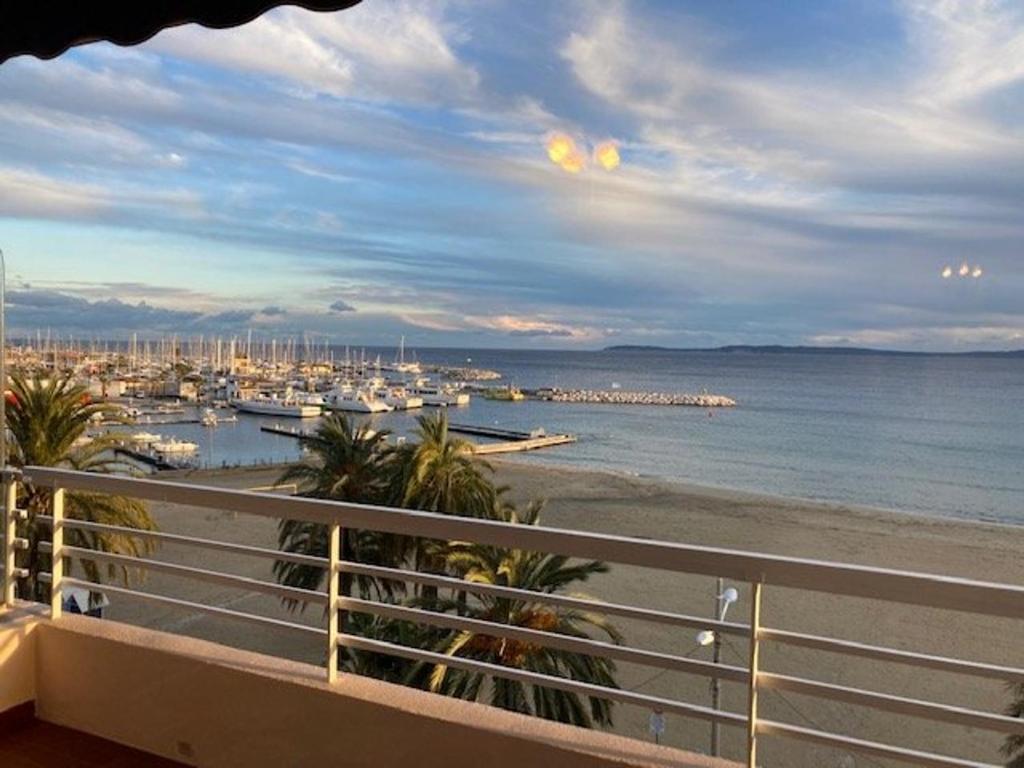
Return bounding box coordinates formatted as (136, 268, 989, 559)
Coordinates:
(0, 1, 363, 65)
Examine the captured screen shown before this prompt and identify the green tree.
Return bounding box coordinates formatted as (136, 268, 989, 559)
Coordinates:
(6, 374, 156, 603)
(273, 413, 401, 602)
(419, 501, 622, 728)
(272, 410, 624, 723)
(394, 411, 500, 602)
(399, 412, 496, 518)
(1006, 684, 1024, 768)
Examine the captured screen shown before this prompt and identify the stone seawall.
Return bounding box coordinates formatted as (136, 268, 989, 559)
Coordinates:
(544, 389, 737, 407)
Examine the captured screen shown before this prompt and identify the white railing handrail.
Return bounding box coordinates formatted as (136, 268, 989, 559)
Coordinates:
(6, 465, 1024, 767)
(20, 465, 1024, 619)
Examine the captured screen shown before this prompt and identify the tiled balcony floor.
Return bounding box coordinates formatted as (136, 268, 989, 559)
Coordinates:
(0, 706, 187, 768)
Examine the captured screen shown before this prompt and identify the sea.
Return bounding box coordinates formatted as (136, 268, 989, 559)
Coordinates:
(131, 348, 1024, 526)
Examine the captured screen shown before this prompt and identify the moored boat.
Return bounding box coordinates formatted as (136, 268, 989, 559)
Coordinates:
(409, 382, 470, 407)
(324, 387, 393, 414)
(231, 395, 323, 418)
(152, 438, 199, 454)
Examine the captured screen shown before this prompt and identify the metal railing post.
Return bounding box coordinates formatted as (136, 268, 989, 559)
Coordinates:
(746, 580, 763, 768)
(710, 575, 724, 756)
(2, 470, 17, 606)
(326, 522, 341, 683)
(50, 487, 65, 619)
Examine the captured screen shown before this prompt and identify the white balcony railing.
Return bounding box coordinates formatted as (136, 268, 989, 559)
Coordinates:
(3, 465, 1024, 768)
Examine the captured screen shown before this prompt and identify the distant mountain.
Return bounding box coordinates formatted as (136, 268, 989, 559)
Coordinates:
(602, 344, 1024, 358)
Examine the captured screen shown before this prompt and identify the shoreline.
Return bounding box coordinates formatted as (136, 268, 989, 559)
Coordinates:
(488, 454, 1024, 535)
(165, 452, 1024, 536)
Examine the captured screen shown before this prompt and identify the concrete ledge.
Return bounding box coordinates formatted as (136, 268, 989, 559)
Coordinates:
(0, 603, 47, 714)
(19, 611, 736, 768)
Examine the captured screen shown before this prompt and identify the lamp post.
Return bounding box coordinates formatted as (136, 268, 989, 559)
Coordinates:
(697, 580, 739, 757)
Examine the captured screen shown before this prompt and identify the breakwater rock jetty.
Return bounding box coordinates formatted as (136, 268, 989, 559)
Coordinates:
(543, 389, 737, 407)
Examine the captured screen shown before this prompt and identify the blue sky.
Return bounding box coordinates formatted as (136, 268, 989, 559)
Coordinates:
(0, 0, 1022, 350)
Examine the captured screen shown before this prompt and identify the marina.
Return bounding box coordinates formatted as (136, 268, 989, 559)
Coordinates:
(5, 335, 746, 477)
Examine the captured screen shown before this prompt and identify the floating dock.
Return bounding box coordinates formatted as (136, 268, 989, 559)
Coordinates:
(448, 423, 576, 454)
(260, 424, 313, 439)
(263, 421, 574, 454)
(449, 424, 540, 440)
(471, 434, 577, 454)
(113, 447, 178, 471)
(134, 417, 202, 426)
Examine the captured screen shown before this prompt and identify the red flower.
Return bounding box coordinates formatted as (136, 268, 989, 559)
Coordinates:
(3, 391, 17, 408)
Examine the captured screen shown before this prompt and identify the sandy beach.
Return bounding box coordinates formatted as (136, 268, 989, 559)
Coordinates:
(101, 459, 1024, 767)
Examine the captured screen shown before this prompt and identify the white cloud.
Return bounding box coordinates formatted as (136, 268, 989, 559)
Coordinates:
(0, 167, 206, 222)
(560, 3, 1024, 192)
(0, 168, 109, 219)
(150, 2, 479, 105)
(904, 0, 1024, 105)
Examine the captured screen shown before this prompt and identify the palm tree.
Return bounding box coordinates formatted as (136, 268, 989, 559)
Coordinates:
(1005, 684, 1024, 767)
(393, 411, 501, 608)
(273, 412, 433, 681)
(273, 413, 400, 602)
(400, 412, 496, 518)
(419, 501, 623, 728)
(6, 374, 156, 603)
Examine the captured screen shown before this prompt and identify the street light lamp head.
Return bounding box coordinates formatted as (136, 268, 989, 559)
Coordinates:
(696, 630, 716, 647)
(720, 587, 739, 604)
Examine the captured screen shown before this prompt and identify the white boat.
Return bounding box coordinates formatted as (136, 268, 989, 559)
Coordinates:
(201, 408, 238, 426)
(231, 395, 322, 418)
(375, 386, 423, 410)
(324, 387, 393, 414)
(409, 383, 470, 407)
(130, 431, 162, 444)
(152, 438, 199, 454)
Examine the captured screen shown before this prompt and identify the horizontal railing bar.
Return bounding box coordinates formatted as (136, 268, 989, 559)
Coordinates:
(35, 515, 328, 568)
(60, 546, 327, 606)
(338, 561, 751, 636)
(24, 466, 1024, 618)
(757, 719, 998, 768)
(60, 577, 327, 638)
(761, 627, 1024, 683)
(338, 596, 749, 684)
(759, 672, 1024, 734)
(339, 633, 748, 727)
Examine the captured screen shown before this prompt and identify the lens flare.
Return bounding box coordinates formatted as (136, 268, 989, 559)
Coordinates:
(958, 262, 970, 277)
(559, 150, 586, 173)
(972, 266, 983, 278)
(941, 266, 953, 278)
(546, 133, 575, 164)
(594, 141, 621, 171)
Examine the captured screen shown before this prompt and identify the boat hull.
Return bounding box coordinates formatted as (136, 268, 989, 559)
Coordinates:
(231, 400, 322, 418)
(324, 401, 393, 413)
